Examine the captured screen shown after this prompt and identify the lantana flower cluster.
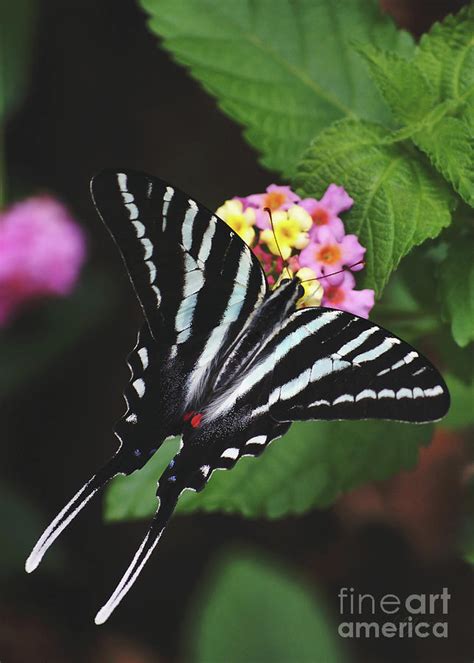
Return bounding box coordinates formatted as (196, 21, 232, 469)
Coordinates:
(0, 196, 86, 326)
(217, 184, 374, 318)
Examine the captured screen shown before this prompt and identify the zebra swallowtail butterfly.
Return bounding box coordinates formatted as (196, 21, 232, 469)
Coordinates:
(25, 170, 450, 624)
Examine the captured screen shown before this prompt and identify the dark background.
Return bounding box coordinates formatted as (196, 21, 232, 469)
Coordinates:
(1, 1, 472, 661)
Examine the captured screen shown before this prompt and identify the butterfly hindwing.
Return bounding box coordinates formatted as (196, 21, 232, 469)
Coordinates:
(212, 306, 450, 426)
(93, 412, 292, 625)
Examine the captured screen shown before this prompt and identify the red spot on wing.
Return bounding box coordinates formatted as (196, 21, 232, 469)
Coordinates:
(191, 413, 203, 428)
(183, 410, 195, 422)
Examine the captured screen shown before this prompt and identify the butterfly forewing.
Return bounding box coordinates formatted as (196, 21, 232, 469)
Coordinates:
(91, 170, 268, 460)
(91, 169, 266, 349)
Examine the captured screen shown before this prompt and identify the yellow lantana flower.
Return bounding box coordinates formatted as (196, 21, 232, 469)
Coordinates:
(260, 205, 312, 260)
(216, 199, 256, 246)
(296, 267, 323, 307)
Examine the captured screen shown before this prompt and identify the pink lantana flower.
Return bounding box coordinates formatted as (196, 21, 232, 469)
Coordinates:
(246, 184, 300, 213)
(217, 181, 374, 318)
(299, 226, 365, 284)
(0, 196, 86, 325)
(300, 184, 353, 241)
(322, 272, 374, 319)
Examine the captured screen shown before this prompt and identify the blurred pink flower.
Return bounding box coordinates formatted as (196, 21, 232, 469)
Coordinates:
(300, 184, 354, 241)
(299, 226, 365, 284)
(322, 272, 374, 318)
(0, 196, 86, 325)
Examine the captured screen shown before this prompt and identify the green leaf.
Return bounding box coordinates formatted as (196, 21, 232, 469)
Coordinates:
(414, 113, 474, 208)
(357, 45, 436, 125)
(104, 437, 180, 521)
(140, 0, 413, 176)
(431, 327, 474, 385)
(105, 420, 432, 521)
(186, 552, 347, 663)
(439, 236, 474, 347)
(360, 7, 474, 207)
(294, 119, 453, 296)
(0, 0, 37, 121)
(416, 5, 474, 105)
(443, 374, 474, 430)
(372, 272, 439, 344)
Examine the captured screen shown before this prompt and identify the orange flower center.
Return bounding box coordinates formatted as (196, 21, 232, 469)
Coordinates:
(316, 244, 341, 265)
(312, 208, 329, 225)
(264, 191, 287, 210)
(324, 286, 345, 305)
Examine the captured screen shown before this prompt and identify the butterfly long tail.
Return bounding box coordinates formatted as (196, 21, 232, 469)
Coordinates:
(94, 483, 179, 625)
(25, 452, 125, 574)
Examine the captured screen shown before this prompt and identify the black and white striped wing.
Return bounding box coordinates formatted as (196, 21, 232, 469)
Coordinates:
(225, 307, 450, 425)
(91, 169, 267, 352)
(91, 169, 268, 456)
(92, 407, 292, 625)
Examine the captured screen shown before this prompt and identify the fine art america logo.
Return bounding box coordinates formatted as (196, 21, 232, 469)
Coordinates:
(338, 587, 450, 639)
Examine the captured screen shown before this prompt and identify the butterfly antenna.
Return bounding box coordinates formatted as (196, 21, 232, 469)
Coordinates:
(299, 260, 365, 284)
(25, 451, 124, 574)
(264, 207, 292, 279)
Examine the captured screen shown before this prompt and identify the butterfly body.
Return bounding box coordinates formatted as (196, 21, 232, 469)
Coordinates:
(212, 277, 303, 390)
(25, 170, 449, 624)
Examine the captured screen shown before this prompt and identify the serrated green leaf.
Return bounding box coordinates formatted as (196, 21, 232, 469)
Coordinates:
(294, 119, 453, 296)
(360, 6, 474, 207)
(414, 113, 474, 208)
(416, 4, 474, 105)
(186, 553, 347, 663)
(357, 45, 436, 125)
(140, 0, 413, 176)
(0, 1, 37, 122)
(105, 419, 432, 521)
(439, 236, 474, 347)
